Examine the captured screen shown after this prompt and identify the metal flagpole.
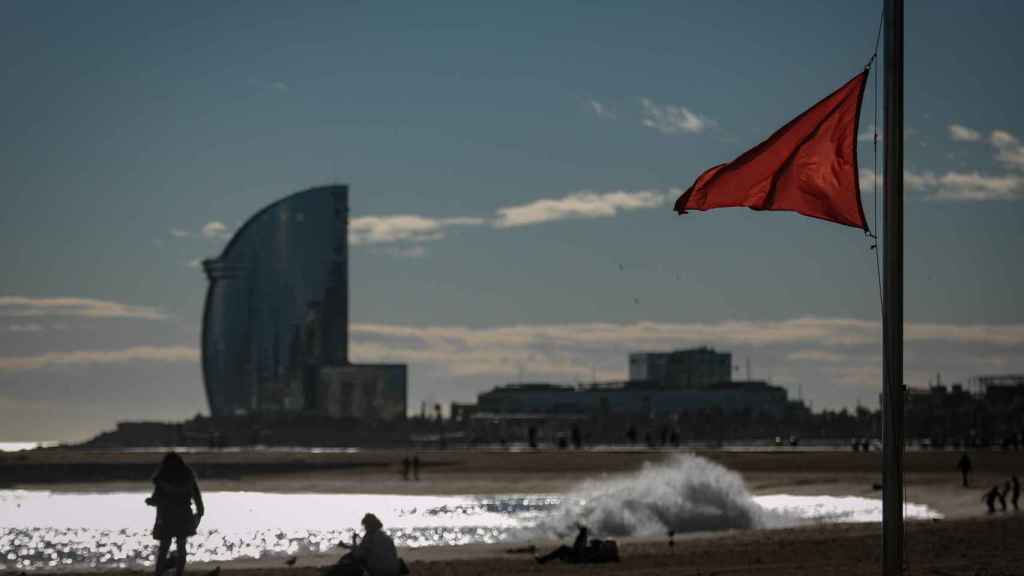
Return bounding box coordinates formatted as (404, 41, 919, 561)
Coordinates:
(882, 0, 904, 574)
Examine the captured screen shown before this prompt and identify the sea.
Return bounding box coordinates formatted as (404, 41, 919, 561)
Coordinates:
(0, 454, 941, 571)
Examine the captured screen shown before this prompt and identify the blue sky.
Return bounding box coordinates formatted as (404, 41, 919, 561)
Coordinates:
(1, 1, 1022, 440)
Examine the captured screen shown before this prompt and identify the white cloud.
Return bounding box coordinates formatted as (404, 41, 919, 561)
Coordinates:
(990, 130, 1019, 148)
(348, 317, 1024, 382)
(271, 81, 290, 93)
(350, 189, 670, 248)
(904, 170, 1022, 201)
(349, 215, 486, 245)
(639, 98, 714, 134)
(0, 296, 168, 320)
(858, 124, 877, 143)
(859, 168, 878, 193)
(201, 221, 231, 239)
(586, 99, 616, 120)
(494, 190, 665, 228)
(989, 130, 1024, 171)
(169, 228, 189, 238)
(948, 124, 981, 142)
(787, 349, 847, 363)
(7, 323, 44, 333)
(0, 346, 198, 372)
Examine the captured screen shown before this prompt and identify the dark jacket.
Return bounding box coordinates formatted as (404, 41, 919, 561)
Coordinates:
(147, 472, 204, 540)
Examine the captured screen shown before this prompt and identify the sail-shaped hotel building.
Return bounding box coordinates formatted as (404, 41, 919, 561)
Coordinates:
(201, 185, 405, 421)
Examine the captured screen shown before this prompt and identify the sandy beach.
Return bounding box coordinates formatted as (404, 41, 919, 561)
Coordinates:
(5, 447, 1023, 575)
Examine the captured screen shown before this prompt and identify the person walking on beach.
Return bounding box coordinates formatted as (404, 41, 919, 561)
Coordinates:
(400, 457, 411, 481)
(411, 455, 420, 481)
(146, 452, 204, 576)
(332, 513, 402, 576)
(998, 481, 1009, 511)
(1011, 475, 1021, 511)
(957, 453, 973, 487)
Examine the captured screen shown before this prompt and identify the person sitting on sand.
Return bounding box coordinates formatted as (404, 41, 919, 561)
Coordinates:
(537, 524, 590, 564)
(332, 513, 401, 576)
(146, 452, 204, 576)
(536, 524, 620, 565)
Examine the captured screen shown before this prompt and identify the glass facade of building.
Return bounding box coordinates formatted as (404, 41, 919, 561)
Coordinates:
(201, 185, 349, 417)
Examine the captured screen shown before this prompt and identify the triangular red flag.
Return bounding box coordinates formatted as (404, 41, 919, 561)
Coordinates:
(674, 71, 869, 230)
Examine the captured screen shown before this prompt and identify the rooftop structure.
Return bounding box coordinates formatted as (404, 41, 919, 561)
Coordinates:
(629, 346, 732, 388)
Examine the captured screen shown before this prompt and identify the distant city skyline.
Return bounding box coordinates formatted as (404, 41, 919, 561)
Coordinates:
(1, 1, 1022, 440)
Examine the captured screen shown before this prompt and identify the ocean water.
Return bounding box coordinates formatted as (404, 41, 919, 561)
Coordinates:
(0, 455, 941, 571)
(0, 442, 58, 453)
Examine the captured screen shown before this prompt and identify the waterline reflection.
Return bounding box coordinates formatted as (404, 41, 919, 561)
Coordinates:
(0, 490, 939, 570)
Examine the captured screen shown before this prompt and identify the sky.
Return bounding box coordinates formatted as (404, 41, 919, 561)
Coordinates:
(1, 0, 1022, 441)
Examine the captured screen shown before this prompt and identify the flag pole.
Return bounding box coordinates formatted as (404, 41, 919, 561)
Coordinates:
(882, 0, 904, 574)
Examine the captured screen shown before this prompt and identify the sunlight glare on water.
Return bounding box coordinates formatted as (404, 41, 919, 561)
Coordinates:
(0, 490, 939, 571)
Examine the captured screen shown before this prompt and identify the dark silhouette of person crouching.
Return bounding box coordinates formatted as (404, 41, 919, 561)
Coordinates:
(146, 452, 204, 576)
(537, 524, 589, 564)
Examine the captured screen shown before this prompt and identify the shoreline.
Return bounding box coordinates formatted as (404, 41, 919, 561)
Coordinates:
(4, 447, 1019, 520)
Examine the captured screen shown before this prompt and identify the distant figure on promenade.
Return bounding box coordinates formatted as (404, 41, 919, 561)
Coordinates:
(411, 455, 420, 481)
(984, 485, 1000, 514)
(571, 424, 582, 450)
(536, 524, 619, 565)
(1011, 475, 1021, 510)
(146, 452, 204, 576)
(957, 453, 973, 487)
(400, 457, 411, 481)
(330, 513, 403, 576)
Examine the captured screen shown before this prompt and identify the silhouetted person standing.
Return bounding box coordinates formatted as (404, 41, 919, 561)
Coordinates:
(984, 485, 1000, 514)
(957, 453, 973, 487)
(999, 482, 1009, 511)
(571, 424, 582, 450)
(411, 455, 420, 481)
(400, 457, 410, 481)
(146, 452, 204, 576)
(1011, 475, 1021, 511)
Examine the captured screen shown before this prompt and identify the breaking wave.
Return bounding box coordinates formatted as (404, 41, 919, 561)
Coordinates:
(532, 453, 789, 538)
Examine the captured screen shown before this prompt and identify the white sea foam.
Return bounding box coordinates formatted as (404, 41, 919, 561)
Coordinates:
(532, 454, 788, 539)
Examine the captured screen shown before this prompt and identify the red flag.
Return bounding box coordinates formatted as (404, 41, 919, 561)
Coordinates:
(674, 71, 869, 230)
